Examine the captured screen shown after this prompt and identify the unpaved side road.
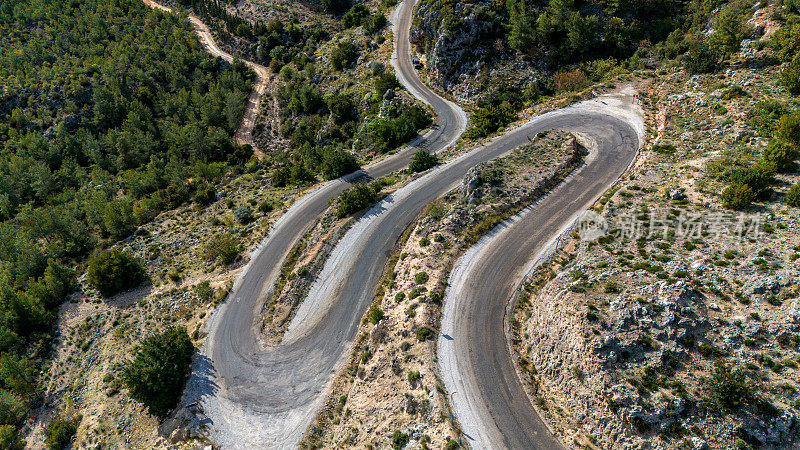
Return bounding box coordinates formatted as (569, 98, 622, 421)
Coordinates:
(142, 0, 269, 156)
(438, 89, 644, 449)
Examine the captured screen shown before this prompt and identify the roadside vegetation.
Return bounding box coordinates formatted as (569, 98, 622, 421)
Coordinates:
(304, 131, 578, 447)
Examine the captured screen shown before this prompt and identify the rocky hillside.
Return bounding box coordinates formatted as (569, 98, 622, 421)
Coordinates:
(408, 0, 761, 110)
(511, 3, 800, 448)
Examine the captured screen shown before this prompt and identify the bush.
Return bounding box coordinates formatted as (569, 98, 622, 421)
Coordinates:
(364, 13, 387, 34)
(408, 150, 438, 173)
(87, 250, 145, 297)
(550, 69, 588, 94)
(777, 113, 800, 146)
(415, 326, 434, 341)
(366, 305, 384, 324)
(770, 16, 800, 62)
(322, 0, 351, 14)
(779, 55, 800, 95)
(683, 39, 720, 74)
(707, 362, 755, 411)
(321, 147, 360, 180)
(103, 198, 137, 240)
(44, 418, 78, 450)
(0, 425, 23, 450)
(762, 140, 798, 173)
(272, 167, 291, 187)
(748, 100, 788, 137)
(0, 354, 36, 395)
(194, 184, 216, 205)
(340, 6, 385, 33)
(467, 104, 516, 139)
(0, 390, 24, 425)
(391, 430, 409, 449)
(375, 72, 400, 96)
(721, 85, 748, 100)
(203, 233, 241, 265)
(330, 41, 359, 71)
(786, 183, 800, 207)
(698, 342, 723, 357)
(341, 5, 369, 28)
(415, 272, 429, 285)
(709, 3, 751, 54)
(233, 206, 254, 224)
(336, 183, 380, 218)
(366, 105, 431, 153)
(122, 327, 194, 417)
(193, 281, 214, 303)
(721, 183, 755, 210)
(652, 144, 677, 155)
(258, 200, 274, 214)
(730, 162, 775, 194)
(327, 93, 357, 123)
(290, 161, 315, 184)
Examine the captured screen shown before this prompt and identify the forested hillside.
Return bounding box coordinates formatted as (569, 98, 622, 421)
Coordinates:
(179, 0, 432, 185)
(409, 0, 767, 138)
(0, 0, 251, 445)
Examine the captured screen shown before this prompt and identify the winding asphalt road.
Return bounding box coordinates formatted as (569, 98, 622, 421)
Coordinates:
(439, 91, 644, 449)
(150, 0, 644, 447)
(174, 0, 465, 447)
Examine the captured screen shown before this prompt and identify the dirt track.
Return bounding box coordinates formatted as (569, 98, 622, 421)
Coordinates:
(142, 0, 268, 157)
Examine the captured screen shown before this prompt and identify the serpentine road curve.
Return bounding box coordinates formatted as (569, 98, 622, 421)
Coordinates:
(143, 0, 465, 448)
(146, 0, 643, 448)
(439, 92, 644, 449)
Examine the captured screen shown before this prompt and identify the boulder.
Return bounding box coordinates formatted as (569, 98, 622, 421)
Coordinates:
(461, 166, 481, 197)
(669, 188, 686, 200)
(170, 428, 189, 443)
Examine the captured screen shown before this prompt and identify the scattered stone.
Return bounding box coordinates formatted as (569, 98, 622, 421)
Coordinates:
(669, 188, 686, 200)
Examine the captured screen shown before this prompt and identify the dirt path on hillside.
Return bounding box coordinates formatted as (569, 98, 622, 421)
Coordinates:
(142, 0, 268, 158)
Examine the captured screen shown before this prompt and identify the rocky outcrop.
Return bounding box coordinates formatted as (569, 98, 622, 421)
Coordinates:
(517, 265, 800, 448)
(410, 1, 503, 87)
